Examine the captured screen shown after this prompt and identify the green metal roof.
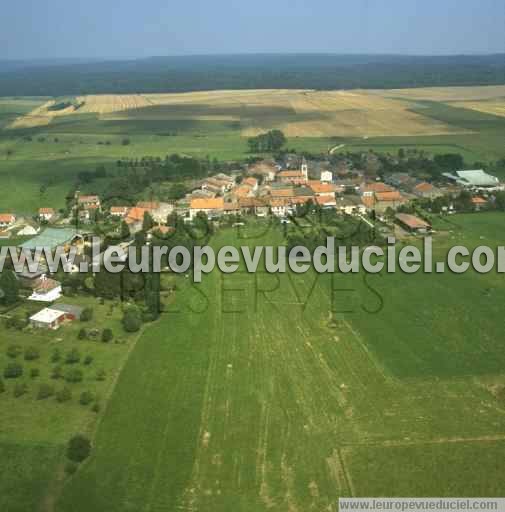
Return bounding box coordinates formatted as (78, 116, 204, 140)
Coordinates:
(19, 228, 79, 251)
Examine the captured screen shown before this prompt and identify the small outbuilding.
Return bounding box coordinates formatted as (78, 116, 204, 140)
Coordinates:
(395, 213, 432, 234)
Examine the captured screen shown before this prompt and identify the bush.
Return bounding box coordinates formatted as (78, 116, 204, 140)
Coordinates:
(56, 387, 72, 403)
(122, 305, 142, 333)
(13, 383, 27, 397)
(4, 362, 23, 379)
(101, 328, 113, 343)
(37, 383, 54, 400)
(64, 461, 78, 475)
(51, 365, 62, 379)
(30, 368, 40, 378)
(83, 355, 93, 365)
(67, 435, 91, 463)
(0, 378, 5, 393)
(91, 402, 100, 413)
(79, 391, 94, 406)
(77, 328, 88, 340)
(24, 346, 40, 361)
(6, 344, 21, 358)
(65, 368, 83, 383)
(96, 369, 106, 381)
(65, 348, 81, 364)
(51, 348, 61, 363)
(121, 137, 131, 146)
(80, 307, 94, 322)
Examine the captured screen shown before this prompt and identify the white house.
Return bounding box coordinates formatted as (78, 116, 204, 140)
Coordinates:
(320, 170, 333, 183)
(110, 206, 130, 218)
(38, 208, 56, 222)
(28, 275, 62, 302)
(29, 308, 66, 329)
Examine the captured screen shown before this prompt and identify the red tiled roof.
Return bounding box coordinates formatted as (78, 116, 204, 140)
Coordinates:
(38, 208, 55, 214)
(395, 213, 431, 229)
(0, 214, 15, 222)
(375, 191, 404, 202)
(414, 182, 434, 192)
(190, 198, 224, 210)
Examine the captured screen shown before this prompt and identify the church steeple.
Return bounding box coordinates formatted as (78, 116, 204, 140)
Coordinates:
(301, 157, 308, 179)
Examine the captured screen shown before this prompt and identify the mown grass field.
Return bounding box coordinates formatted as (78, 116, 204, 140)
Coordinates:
(51, 215, 505, 511)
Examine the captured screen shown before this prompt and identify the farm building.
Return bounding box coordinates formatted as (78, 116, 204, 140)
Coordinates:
(29, 308, 66, 330)
(51, 303, 84, 321)
(29, 303, 83, 329)
(443, 170, 500, 188)
(19, 227, 80, 252)
(189, 197, 224, 220)
(395, 213, 431, 234)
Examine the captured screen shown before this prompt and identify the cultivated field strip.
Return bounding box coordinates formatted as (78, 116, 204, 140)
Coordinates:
(9, 88, 472, 137)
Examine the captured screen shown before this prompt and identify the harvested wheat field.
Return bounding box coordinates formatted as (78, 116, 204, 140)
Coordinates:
(9, 88, 487, 137)
(370, 85, 505, 102)
(446, 99, 505, 118)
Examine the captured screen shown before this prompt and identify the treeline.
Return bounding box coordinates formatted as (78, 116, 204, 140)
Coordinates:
(1, 54, 505, 96)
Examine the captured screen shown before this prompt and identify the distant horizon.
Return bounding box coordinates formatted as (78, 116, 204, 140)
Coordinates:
(2, 51, 505, 63)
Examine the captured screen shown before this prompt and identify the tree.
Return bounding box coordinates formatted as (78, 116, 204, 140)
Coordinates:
(51, 365, 63, 380)
(121, 138, 131, 146)
(0, 270, 20, 305)
(24, 346, 40, 361)
(247, 130, 286, 153)
(4, 362, 23, 379)
(120, 220, 130, 239)
(0, 378, 5, 393)
(65, 368, 83, 383)
(142, 211, 154, 232)
(101, 328, 113, 343)
(30, 368, 40, 378)
(122, 305, 142, 332)
(79, 391, 94, 405)
(80, 307, 93, 322)
(51, 348, 61, 363)
(67, 435, 91, 463)
(6, 344, 21, 358)
(83, 355, 93, 365)
(56, 386, 72, 402)
(37, 383, 55, 400)
(13, 383, 27, 398)
(78, 328, 87, 340)
(434, 153, 464, 171)
(65, 348, 81, 364)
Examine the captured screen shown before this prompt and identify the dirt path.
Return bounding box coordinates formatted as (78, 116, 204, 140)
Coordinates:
(329, 143, 345, 154)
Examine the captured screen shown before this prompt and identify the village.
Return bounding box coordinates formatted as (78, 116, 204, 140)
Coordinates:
(0, 152, 503, 331)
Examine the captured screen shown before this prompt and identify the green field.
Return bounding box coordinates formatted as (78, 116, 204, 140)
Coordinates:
(46, 216, 505, 511)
